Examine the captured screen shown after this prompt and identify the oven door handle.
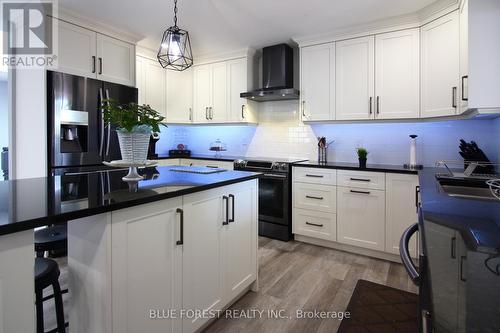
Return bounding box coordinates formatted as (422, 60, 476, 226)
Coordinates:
(400, 223, 420, 286)
(262, 173, 287, 179)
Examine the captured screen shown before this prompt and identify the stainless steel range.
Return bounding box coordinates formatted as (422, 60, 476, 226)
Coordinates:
(234, 157, 307, 241)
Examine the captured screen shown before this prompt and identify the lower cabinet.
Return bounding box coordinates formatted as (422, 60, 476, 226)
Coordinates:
(111, 180, 257, 333)
(293, 166, 419, 259)
(385, 173, 419, 256)
(111, 197, 183, 333)
(337, 187, 386, 251)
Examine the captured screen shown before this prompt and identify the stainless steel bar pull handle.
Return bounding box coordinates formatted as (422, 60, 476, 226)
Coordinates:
(376, 96, 380, 114)
(302, 100, 306, 118)
(350, 178, 370, 182)
(369, 96, 373, 115)
(306, 222, 324, 227)
(241, 105, 245, 119)
(189, 108, 192, 121)
(98, 57, 103, 75)
(306, 174, 323, 178)
(205, 107, 209, 120)
(209, 107, 213, 120)
(461, 76, 468, 101)
(99, 88, 105, 156)
(222, 196, 229, 225)
(92, 56, 96, 73)
(451, 237, 456, 259)
(305, 195, 324, 200)
(228, 194, 235, 223)
(350, 190, 371, 195)
(176, 208, 184, 245)
(105, 89, 111, 156)
(452, 87, 457, 108)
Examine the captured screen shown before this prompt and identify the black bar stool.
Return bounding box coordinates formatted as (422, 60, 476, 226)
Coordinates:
(35, 224, 67, 258)
(35, 257, 66, 333)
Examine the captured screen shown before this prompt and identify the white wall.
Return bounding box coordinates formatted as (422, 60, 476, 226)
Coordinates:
(13, 69, 47, 179)
(158, 101, 499, 167)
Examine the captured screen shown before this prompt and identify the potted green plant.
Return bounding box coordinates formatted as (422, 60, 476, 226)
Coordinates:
(356, 147, 368, 168)
(102, 99, 165, 163)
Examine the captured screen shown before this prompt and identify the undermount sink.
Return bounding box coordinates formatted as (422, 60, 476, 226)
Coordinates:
(437, 176, 498, 201)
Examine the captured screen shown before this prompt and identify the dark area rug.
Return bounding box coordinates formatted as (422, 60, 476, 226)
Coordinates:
(338, 279, 418, 333)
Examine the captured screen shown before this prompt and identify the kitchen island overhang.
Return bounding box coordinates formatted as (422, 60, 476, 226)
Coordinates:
(0, 166, 261, 333)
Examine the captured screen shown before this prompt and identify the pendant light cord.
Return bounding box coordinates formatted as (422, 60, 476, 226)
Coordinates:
(173, 0, 178, 27)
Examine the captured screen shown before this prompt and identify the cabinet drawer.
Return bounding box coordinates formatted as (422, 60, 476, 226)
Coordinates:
(293, 167, 337, 185)
(293, 208, 336, 241)
(337, 170, 385, 190)
(294, 183, 336, 213)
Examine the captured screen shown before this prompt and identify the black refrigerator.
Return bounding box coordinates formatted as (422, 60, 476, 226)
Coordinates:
(47, 70, 138, 176)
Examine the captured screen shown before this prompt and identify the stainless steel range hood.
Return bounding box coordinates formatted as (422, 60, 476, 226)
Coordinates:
(241, 44, 299, 102)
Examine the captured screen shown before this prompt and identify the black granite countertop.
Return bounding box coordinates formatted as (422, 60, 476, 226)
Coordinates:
(293, 161, 419, 174)
(0, 166, 261, 236)
(419, 168, 500, 254)
(152, 153, 245, 162)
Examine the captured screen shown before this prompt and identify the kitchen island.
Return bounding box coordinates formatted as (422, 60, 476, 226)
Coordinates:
(0, 166, 260, 333)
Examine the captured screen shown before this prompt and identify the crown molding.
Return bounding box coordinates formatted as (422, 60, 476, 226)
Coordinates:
(56, 6, 143, 44)
(294, 0, 459, 48)
(194, 47, 255, 66)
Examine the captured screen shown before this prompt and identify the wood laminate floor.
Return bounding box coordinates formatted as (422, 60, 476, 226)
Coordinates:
(203, 237, 418, 333)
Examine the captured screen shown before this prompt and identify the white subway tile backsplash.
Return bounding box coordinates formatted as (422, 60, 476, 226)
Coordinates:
(157, 101, 499, 166)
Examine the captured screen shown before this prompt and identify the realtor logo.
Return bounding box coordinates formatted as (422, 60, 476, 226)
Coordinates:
(2, 0, 58, 68)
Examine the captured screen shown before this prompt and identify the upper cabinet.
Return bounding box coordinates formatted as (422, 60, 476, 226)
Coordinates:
(57, 20, 97, 78)
(459, 0, 468, 112)
(300, 43, 335, 121)
(227, 58, 258, 123)
(375, 29, 420, 119)
(193, 57, 257, 124)
(96, 34, 136, 86)
(136, 56, 167, 118)
(421, 11, 460, 118)
(166, 69, 193, 123)
(57, 18, 135, 87)
(335, 36, 375, 121)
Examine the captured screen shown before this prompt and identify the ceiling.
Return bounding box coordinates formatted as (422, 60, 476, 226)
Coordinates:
(59, 0, 436, 57)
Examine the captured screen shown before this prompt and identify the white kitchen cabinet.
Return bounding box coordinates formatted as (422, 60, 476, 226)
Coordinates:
(337, 186, 385, 251)
(210, 62, 228, 122)
(166, 68, 193, 123)
(421, 11, 460, 118)
(56, 18, 135, 86)
(227, 58, 258, 123)
(300, 43, 335, 121)
(293, 182, 336, 213)
(193, 64, 212, 123)
(136, 56, 166, 117)
(335, 36, 375, 120)
(97, 34, 136, 87)
(293, 208, 336, 242)
(459, 0, 469, 113)
(385, 173, 419, 257)
(222, 182, 258, 302)
(111, 198, 183, 333)
(375, 29, 420, 119)
(57, 19, 97, 78)
(193, 62, 227, 123)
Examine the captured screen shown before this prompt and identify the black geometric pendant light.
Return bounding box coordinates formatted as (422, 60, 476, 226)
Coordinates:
(157, 0, 193, 71)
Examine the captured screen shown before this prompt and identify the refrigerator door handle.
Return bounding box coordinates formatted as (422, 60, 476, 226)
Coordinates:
(105, 89, 111, 157)
(99, 88, 105, 156)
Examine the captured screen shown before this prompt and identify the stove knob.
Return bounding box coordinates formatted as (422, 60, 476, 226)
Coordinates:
(280, 163, 288, 171)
